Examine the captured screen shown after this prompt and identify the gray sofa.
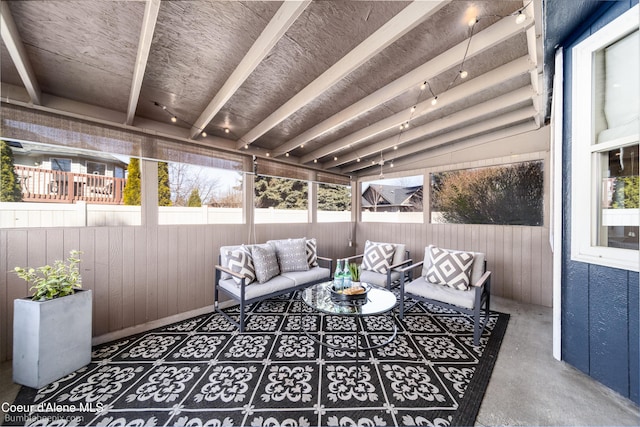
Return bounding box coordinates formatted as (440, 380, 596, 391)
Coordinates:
(214, 238, 332, 332)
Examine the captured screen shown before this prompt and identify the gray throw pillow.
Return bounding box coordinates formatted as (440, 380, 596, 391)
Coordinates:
(361, 240, 395, 274)
(251, 244, 280, 284)
(425, 246, 474, 290)
(225, 245, 255, 286)
(269, 238, 309, 273)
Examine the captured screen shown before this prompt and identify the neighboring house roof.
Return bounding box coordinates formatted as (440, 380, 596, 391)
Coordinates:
(362, 184, 422, 208)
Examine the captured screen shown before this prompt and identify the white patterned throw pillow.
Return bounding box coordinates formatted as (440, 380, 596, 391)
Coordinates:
(225, 246, 256, 286)
(306, 238, 318, 267)
(361, 240, 396, 274)
(268, 238, 309, 273)
(251, 244, 280, 284)
(425, 246, 475, 290)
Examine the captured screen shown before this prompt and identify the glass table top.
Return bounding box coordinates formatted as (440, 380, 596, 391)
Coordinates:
(301, 281, 397, 316)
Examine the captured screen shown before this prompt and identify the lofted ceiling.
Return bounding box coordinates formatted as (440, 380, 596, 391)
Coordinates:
(1, 0, 549, 177)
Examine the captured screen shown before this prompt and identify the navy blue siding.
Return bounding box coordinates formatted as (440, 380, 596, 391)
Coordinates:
(562, 0, 640, 405)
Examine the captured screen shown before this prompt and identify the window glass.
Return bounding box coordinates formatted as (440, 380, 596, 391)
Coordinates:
(431, 161, 543, 225)
(158, 161, 243, 224)
(86, 161, 106, 175)
(361, 175, 423, 223)
(1, 140, 139, 227)
(318, 183, 351, 222)
(254, 175, 308, 223)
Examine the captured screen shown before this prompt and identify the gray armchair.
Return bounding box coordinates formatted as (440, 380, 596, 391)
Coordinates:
(397, 245, 491, 345)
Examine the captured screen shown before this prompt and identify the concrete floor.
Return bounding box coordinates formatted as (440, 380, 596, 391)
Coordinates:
(1, 297, 638, 426)
(477, 296, 639, 426)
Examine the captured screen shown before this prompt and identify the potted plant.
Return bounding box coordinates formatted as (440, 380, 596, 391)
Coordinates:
(348, 262, 361, 285)
(13, 250, 92, 389)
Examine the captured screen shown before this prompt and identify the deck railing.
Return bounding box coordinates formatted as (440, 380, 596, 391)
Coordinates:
(14, 165, 126, 204)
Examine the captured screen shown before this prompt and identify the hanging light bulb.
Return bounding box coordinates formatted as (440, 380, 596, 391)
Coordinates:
(468, 17, 477, 27)
(170, 116, 177, 123)
(515, 10, 526, 24)
(431, 96, 438, 106)
(420, 81, 427, 91)
(399, 125, 404, 131)
(356, 157, 361, 162)
(224, 128, 230, 134)
(266, 153, 270, 157)
(394, 145, 398, 150)
(459, 70, 468, 79)
(390, 161, 394, 168)
(285, 152, 290, 157)
(314, 159, 318, 163)
(201, 131, 207, 137)
(244, 144, 249, 149)
(333, 156, 338, 161)
(411, 105, 417, 113)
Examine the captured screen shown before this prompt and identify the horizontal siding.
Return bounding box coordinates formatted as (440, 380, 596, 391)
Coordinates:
(0, 222, 355, 362)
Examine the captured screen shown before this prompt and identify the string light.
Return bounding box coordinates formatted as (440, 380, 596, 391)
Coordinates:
(515, 10, 526, 24)
(152, 101, 230, 139)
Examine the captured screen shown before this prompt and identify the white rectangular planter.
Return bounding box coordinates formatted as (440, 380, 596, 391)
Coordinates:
(13, 289, 92, 389)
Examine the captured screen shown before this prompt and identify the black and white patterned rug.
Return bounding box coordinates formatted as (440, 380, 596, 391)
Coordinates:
(5, 293, 508, 427)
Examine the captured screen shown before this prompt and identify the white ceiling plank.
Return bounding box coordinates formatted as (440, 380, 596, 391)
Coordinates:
(375, 121, 540, 173)
(299, 56, 533, 163)
(125, 0, 161, 126)
(341, 106, 537, 173)
(0, 2, 41, 105)
(327, 85, 534, 169)
(189, 0, 311, 139)
(236, 0, 449, 149)
(275, 13, 531, 158)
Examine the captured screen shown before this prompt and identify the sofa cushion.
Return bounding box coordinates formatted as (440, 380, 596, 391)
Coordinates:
(219, 245, 244, 280)
(268, 238, 309, 273)
(218, 275, 296, 300)
(306, 238, 319, 267)
(281, 266, 330, 286)
(361, 240, 396, 274)
(251, 244, 280, 284)
(424, 245, 475, 290)
(391, 243, 406, 266)
(405, 276, 476, 309)
(225, 245, 256, 286)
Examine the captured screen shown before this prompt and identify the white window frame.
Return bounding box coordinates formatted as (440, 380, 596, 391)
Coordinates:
(571, 5, 639, 271)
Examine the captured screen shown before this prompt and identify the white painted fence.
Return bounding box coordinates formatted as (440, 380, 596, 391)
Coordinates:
(0, 203, 353, 227)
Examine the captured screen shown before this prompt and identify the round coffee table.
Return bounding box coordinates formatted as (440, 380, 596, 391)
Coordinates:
(300, 281, 398, 357)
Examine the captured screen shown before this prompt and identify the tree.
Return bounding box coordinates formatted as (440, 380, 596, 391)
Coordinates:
(432, 162, 543, 225)
(318, 184, 350, 211)
(168, 163, 220, 206)
(123, 157, 141, 205)
(158, 162, 172, 206)
(0, 140, 22, 202)
(254, 176, 307, 209)
(187, 188, 202, 207)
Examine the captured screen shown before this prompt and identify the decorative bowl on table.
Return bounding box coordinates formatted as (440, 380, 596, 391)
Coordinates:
(329, 283, 369, 304)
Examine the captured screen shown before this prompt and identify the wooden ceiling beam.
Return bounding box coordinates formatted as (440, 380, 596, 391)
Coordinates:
(0, 2, 41, 105)
(237, 0, 449, 149)
(125, 0, 161, 126)
(334, 86, 535, 171)
(300, 56, 533, 164)
(275, 13, 531, 158)
(189, 0, 311, 140)
(342, 106, 537, 173)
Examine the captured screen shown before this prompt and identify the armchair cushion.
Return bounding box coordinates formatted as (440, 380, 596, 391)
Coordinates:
(361, 240, 396, 274)
(425, 245, 474, 290)
(252, 244, 280, 283)
(268, 238, 309, 273)
(225, 245, 256, 286)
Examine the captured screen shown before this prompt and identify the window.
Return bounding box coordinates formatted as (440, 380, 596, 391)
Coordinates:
(430, 161, 544, 226)
(318, 183, 351, 222)
(361, 175, 423, 223)
(158, 161, 243, 225)
(571, 5, 639, 271)
(254, 175, 308, 224)
(50, 157, 71, 172)
(86, 161, 106, 175)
